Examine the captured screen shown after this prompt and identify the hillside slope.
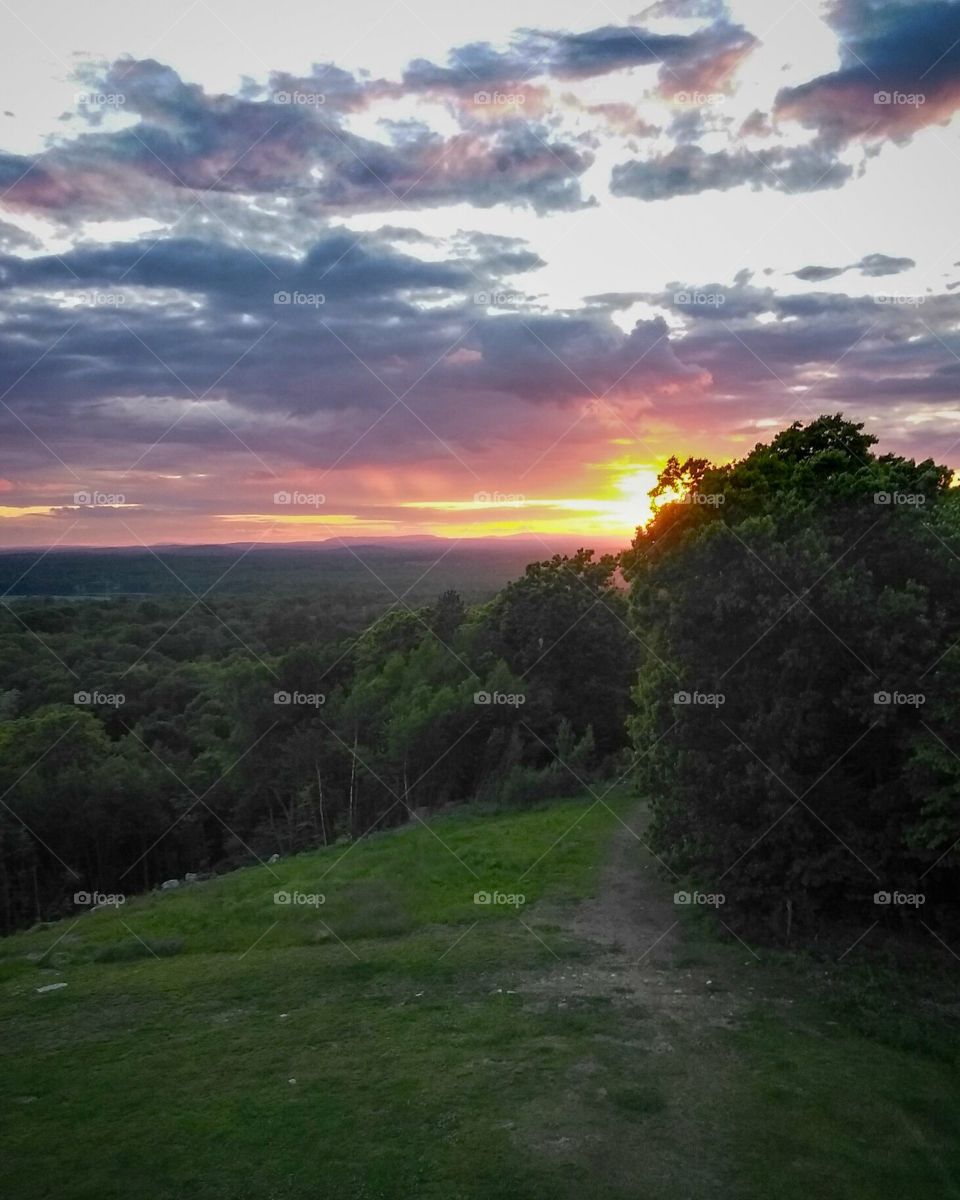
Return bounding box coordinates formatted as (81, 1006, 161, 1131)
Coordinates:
(2, 793, 960, 1200)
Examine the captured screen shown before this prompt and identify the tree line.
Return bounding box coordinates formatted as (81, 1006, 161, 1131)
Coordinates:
(0, 555, 634, 931)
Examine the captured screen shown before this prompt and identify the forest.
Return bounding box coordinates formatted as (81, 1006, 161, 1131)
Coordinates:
(2, 414, 959, 948)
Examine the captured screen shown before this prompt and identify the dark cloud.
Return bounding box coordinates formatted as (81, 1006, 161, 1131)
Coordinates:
(776, 0, 960, 145)
(1, 58, 595, 226)
(621, 278, 960, 454)
(610, 140, 852, 200)
(790, 253, 916, 282)
(401, 18, 756, 97)
(793, 265, 848, 282)
(858, 252, 915, 276)
(0, 225, 700, 486)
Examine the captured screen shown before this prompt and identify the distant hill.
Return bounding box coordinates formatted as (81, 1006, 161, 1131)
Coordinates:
(0, 535, 627, 599)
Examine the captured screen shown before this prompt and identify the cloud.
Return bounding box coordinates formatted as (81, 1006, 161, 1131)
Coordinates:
(776, 0, 960, 146)
(1, 58, 596, 227)
(610, 140, 852, 200)
(0, 224, 702, 492)
(400, 18, 757, 98)
(792, 265, 848, 282)
(857, 252, 915, 276)
(790, 252, 916, 281)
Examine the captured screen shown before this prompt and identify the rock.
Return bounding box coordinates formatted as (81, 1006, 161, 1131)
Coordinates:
(268, 853, 280, 864)
(185, 872, 199, 883)
(161, 879, 180, 890)
(36, 983, 67, 993)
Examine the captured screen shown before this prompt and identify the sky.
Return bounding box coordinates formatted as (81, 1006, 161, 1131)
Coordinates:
(0, 0, 958, 549)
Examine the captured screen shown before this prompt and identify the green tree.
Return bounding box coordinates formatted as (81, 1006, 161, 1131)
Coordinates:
(626, 415, 960, 936)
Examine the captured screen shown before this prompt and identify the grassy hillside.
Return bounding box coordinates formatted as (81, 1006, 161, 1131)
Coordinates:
(2, 792, 960, 1199)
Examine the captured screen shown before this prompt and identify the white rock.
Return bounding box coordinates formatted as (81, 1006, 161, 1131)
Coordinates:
(36, 983, 67, 993)
(161, 879, 179, 890)
(268, 853, 280, 864)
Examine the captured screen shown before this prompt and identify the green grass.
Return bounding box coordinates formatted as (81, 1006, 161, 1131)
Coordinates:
(2, 791, 960, 1199)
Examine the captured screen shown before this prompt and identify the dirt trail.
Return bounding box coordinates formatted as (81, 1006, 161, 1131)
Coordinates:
(523, 806, 742, 1028)
(570, 808, 679, 961)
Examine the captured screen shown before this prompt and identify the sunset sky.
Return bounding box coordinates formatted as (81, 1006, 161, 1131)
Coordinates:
(0, 0, 958, 548)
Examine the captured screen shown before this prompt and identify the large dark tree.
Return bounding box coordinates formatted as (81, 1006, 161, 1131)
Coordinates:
(624, 415, 960, 937)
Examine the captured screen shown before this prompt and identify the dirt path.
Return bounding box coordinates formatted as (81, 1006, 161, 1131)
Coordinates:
(523, 805, 742, 1029)
(570, 807, 679, 961)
